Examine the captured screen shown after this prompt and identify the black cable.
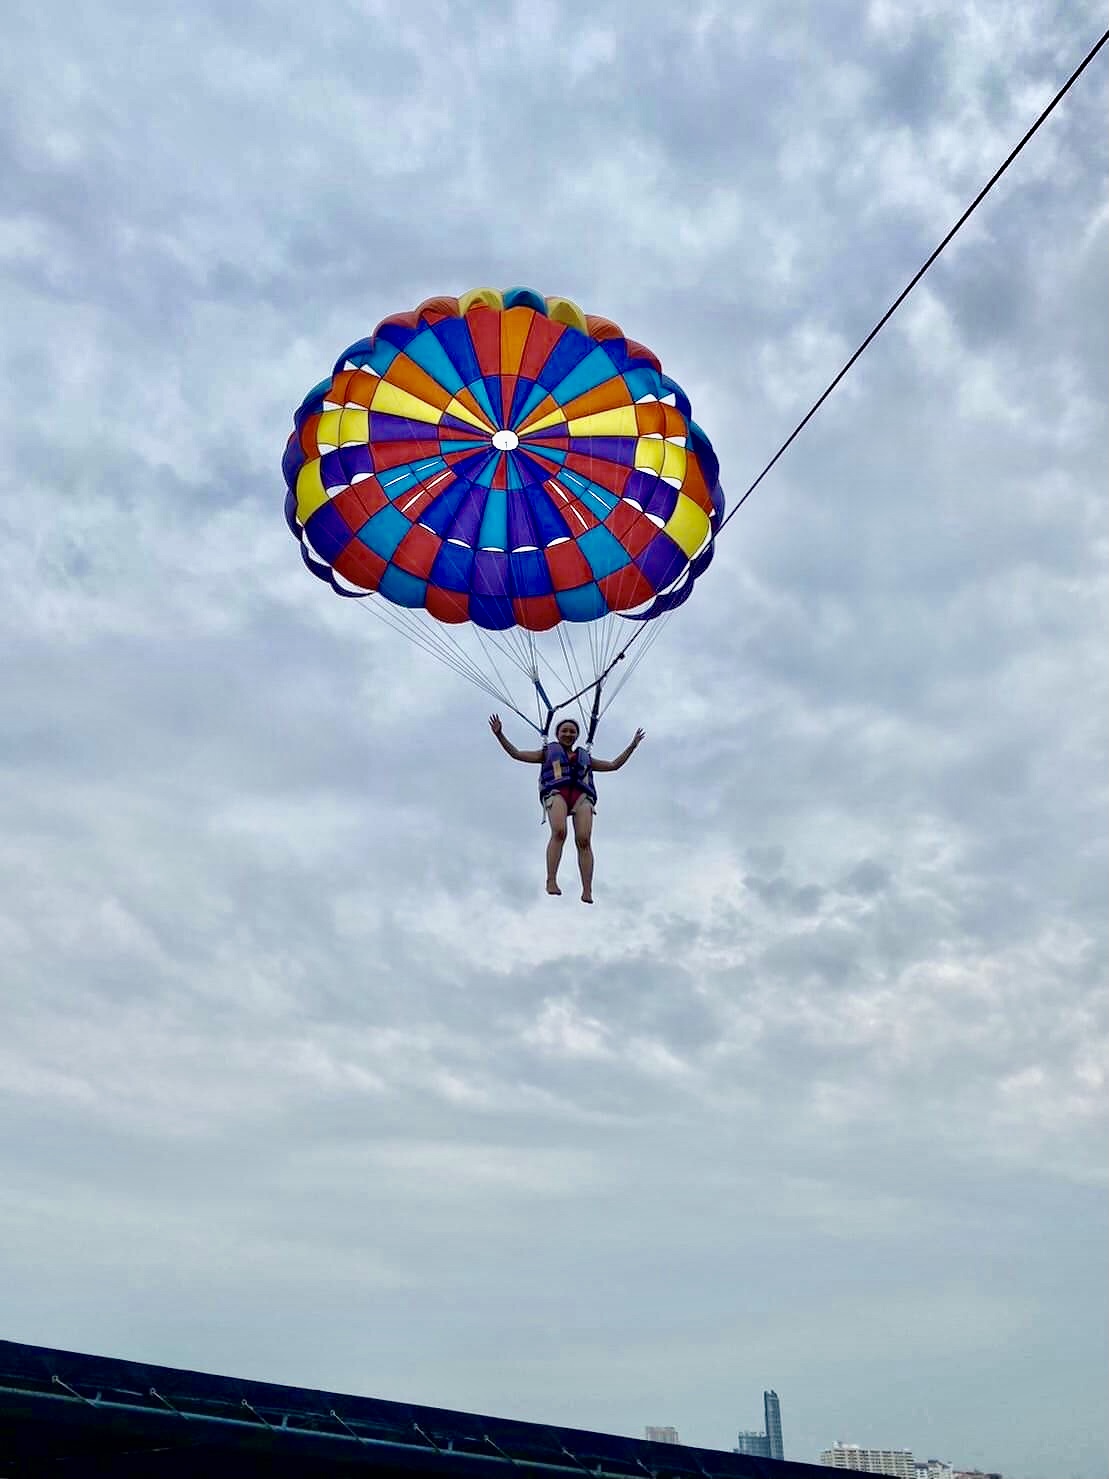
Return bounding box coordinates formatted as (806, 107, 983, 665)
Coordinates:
(570, 28, 1106, 708)
(718, 25, 1109, 533)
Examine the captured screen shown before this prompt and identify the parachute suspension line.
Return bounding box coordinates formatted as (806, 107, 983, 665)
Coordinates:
(425, 607, 550, 697)
(610, 610, 632, 672)
(545, 598, 670, 725)
(564, 635, 591, 733)
(598, 612, 624, 689)
(368, 612, 512, 712)
(402, 612, 517, 700)
(445, 551, 565, 729)
(591, 611, 612, 678)
(471, 624, 531, 707)
(606, 610, 627, 671)
(599, 608, 677, 717)
(351, 600, 539, 732)
(527, 638, 570, 699)
(552, 619, 632, 745)
(496, 629, 546, 684)
(551, 625, 576, 708)
(464, 622, 535, 684)
(353, 595, 494, 694)
(523, 628, 539, 684)
(523, 630, 548, 732)
(717, 23, 1109, 537)
(402, 608, 505, 691)
(594, 613, 610, 672)
(420, 611, 509, 690)
(501, 623, 534, 684)
(521, 626, 543, 679)
(584, 621, 602, 714)
(554, 623, 592, 732)
(555, 626, 584, 729)
(529, 638, 597, 731)
(526, 644, 557, 735)
(594, 621, 612, 677)
(607, 605, 630, 668)
(554, 623, 580, 695)
(483, 629, 567, 735)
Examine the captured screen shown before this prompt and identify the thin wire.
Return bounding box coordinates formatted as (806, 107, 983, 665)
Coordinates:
(718, 24, 1109, 535)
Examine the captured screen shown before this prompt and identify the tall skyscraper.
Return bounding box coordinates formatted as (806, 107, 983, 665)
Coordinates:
(764, 1391, 784, 1461)
(734, 1391, 784, 1460)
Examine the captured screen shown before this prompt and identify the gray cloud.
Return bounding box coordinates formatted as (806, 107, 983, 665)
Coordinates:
(1, 2, 1106, 1476)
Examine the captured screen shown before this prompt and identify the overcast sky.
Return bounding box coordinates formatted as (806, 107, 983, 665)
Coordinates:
(1, 2, 1106, 1475)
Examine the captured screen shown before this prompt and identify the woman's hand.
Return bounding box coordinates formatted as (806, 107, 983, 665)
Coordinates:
(489, 714, 503, 737)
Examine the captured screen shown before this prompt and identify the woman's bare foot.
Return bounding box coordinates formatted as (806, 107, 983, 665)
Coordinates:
(546, 879, 562, 895)
(581, 890, 593, 904)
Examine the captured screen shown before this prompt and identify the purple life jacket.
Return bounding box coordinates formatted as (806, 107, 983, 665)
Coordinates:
(539, 741, 597, 804)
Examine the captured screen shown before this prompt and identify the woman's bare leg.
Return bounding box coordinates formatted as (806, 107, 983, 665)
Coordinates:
(545, 796, 569, 894)
(573, 802, 595, 903)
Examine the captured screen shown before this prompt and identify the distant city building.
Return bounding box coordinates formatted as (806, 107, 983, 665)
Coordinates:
(733, 1391, 784, 1460)
(736, 1433, 772, 1457)
(645, 1427, 680, 1445)
(916, 1462, 954, 1479)
(765, 1391, 784, 1461)
(821, 1444, 916, 1478)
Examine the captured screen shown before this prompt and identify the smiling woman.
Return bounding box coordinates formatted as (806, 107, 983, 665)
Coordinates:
(282, 287, 725, 738)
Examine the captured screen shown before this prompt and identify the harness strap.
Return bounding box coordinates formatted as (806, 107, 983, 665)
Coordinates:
(585, 680, 603, 744)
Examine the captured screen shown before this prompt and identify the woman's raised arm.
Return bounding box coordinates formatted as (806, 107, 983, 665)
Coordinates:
(489, 714, 543, 763)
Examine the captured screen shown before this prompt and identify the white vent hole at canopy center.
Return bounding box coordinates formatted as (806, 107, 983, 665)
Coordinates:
(491, 429, 519, 451)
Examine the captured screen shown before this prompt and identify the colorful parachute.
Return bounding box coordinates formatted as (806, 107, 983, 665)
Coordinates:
(284, 288, 724, 732)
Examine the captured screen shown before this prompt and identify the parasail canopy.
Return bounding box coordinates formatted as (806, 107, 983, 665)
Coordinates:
(284, 288, 724, 734)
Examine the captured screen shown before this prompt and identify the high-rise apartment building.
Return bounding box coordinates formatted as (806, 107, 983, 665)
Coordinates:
(916, 1461, 954, 1479)
(765, 1391, 784, 1461)
(645, 1427, 680, 1445)
(735, 1433, 772, 1457)
(821, 1444, 915, 1478)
